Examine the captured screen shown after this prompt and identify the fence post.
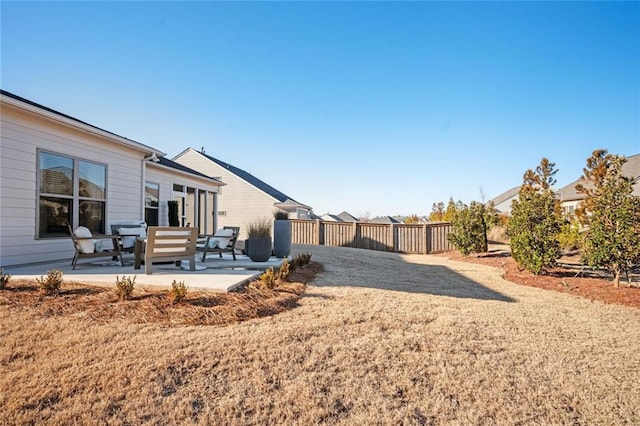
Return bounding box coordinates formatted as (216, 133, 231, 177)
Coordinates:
(315, 219, 321, 245)
(423, 224, 428, 254)
(389, 223, 395, 252)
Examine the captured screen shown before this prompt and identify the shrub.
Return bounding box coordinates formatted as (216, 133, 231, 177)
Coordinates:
(0, 268, 10, 290)
(447, 201, 496, 255)
(36, 270, 63, 296)
(507, 158, 562, 275)
(247, 218, 272, 238)
(273, 210, 289, 220)
(278, 259, 291, 281)
(557, 219, 582, 251)
(115, 275, 136, 300)
(577, 150, 640, 287)
(168, 280, 188, 304)
(259, 267, 277, 289)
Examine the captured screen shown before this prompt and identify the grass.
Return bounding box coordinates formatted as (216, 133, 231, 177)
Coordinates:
(1, 245, 639, 424)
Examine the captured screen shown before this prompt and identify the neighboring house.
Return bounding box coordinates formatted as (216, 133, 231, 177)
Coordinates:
(370, 216, 400, 224)
(173, 148, 313, 239)
(488, 186, 521, 215)
(321, 214, 343, 222)
(337, 211, 359, 222)
(0, 90, 223, 267)
(556, 153, 640, 217)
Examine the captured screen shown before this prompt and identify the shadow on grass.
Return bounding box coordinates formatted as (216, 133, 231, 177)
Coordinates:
(295, 244, 515, 303)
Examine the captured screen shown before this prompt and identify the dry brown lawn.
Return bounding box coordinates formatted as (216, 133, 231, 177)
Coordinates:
(2, 244, 639, 425)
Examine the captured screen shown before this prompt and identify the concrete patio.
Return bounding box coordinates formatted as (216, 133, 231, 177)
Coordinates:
(4, 252, 287, 292)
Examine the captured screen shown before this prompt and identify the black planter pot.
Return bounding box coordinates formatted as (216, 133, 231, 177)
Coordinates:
(247, 236, 272, 262)
(273, 220, 292, 258)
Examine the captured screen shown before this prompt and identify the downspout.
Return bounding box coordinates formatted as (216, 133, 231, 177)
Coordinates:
(142, 153, 159, 221)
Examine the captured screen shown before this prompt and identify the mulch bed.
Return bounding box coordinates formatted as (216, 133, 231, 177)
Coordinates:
(0, 262, 322, 326)
(438, 247, 640, 309)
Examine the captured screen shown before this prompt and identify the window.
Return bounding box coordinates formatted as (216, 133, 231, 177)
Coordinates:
(145, 182, 160, 226)
(38, 151, 106, 238)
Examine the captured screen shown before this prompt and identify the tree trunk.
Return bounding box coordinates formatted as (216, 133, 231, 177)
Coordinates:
(613, 271, 620, 288)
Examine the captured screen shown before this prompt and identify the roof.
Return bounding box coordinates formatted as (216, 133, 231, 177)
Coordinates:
(370, 216, 400, 224)
(488, 186, 521, 207)
(274, 198, 313, 211)
(337, 211, 359, 222)
(557, 153, 640, 202)
(152, 157, 224, 185)
(1, 89, 165, 157)
(192, 149, 311, 207)
(321, 214, 344, 222)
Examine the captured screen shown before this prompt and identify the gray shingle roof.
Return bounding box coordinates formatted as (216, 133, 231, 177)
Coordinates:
(197, 150, 311, 207)
(156, 157, 222, 183)
(557, 153, 640, 201)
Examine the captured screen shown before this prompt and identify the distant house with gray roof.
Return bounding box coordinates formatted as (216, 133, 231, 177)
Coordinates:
(488, 186, 521, 215)
(173, 148, 313, 239)
(556, 153, 640, 217)
(370, 216, 400, 224)
(337, 211, 359, 222)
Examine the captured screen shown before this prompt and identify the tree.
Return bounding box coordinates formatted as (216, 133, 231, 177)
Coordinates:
(507, 158, 562, 274)
(443, 198, 460, 222)
(576, 150, 640, 287)
(404, 214, 420, 224)
(448, 201, 497, 255)
(429, 202, 445, 221)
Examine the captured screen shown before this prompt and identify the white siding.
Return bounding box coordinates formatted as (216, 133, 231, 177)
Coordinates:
(145, 164, 219, 233)
(174, 149, 279, 240)
(1, 105, 144, 266)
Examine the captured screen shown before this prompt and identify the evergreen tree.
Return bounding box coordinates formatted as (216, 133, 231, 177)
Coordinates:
(448, 201, 497, 255)
(507, 158, 562, 274)
(576, 150, 640, 287)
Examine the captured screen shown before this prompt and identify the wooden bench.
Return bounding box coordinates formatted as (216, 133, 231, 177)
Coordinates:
(143, 227, 198, 274)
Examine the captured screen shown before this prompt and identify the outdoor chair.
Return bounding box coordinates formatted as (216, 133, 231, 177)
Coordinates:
(68, 225, 125, 270)
(196, 226, 240, 261)
(110, 222, 147, 255)
(143, 227, 198, 274)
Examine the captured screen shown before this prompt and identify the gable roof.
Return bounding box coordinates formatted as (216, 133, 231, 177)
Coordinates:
(188, 148, 310, 206)
(152, 157, 224, 185)
(557, 153, 640, 202)
(337, 211, 359, 222)
(370, 216, 400, 224)
(1, 89, 164, 157)
(488, 186, 521, 207)
(321, 214, 344, 222)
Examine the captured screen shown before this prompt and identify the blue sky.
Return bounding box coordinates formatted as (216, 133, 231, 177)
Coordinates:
(2, 1, 639, 217)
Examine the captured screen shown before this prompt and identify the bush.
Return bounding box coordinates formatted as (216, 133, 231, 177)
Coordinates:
(558, 219, 581, 251)
(577, 150, 640, 287)
(278, 259, 291, 281)
(115, 275, 136, 300)
(168, 280, 188, 304)
(0, 268, 10, 290)
(507, 158, 562, 275)
(292, 252, 312, 269)
(273, 210, 289, 220)
(259, 267, 277, 289)
(447, 201, 494, 255)
(36, 270, 63, 296)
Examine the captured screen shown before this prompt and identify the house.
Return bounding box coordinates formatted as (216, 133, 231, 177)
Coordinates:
(320, 214, 344, 222)
(0, 90, 223, 267)
(487, 186, 521, 215)
(370, 216, 400, 224)
(556, 153, 640, 217)
(173, 148, 313, 239)
(337, 211, 359, 222)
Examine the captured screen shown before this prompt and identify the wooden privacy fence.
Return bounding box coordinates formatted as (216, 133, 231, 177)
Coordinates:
(290, 220, 453, 254)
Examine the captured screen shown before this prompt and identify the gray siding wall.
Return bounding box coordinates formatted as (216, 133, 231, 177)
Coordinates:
(1, 105, 144, 266)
